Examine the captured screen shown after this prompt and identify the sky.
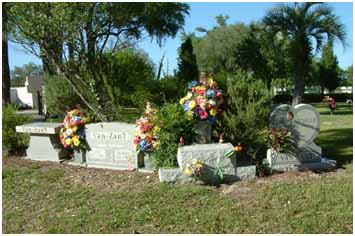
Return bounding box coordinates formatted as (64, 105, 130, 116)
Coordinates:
(8, 2, 353, 73)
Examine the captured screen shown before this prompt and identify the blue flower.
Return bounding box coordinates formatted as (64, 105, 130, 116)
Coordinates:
(206, 89, 216, 98)
(207, 116, 217, 125)
(188, 80, 199, 90)
(183, 101, 190, 111)
(73, 116, 82, 122)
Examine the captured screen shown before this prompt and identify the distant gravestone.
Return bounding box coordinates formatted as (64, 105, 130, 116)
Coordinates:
(85, 122, 137, 170)
(16, 122, 68, 161)
(265, 104, 335, 171)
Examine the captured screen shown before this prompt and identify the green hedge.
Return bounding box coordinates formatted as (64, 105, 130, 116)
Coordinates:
(273, 93, 353, 104)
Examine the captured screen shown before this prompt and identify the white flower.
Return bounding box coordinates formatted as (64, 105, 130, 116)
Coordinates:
(66, 128, 73, 136)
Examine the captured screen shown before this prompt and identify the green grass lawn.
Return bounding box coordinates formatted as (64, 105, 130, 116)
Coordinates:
(3, 103, 353, 233)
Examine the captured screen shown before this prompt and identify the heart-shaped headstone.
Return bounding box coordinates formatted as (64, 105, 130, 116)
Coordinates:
(269, 104, 320, 148)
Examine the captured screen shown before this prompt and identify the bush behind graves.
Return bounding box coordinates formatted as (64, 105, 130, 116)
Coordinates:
(43, 75, 85, 117)
(222, 71, 272, 165)
(151, 103, 195, 168)
(2, 105, 31, 153)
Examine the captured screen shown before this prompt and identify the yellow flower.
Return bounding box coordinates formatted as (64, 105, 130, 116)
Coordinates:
(184, 166, 193, 177)
(187, 111, 194, 120)
(134, 129, 140, 136)
(82, 117, 88, 123)
(153, 126, 161, 133)
(65, 139, 72, 145)
(179, 97, 187, 105)
(209, 108, 217, 116)
(192, 159, 198, 165)
(188, 101, 196, 109)
(72, 135, 79, 142)
(186, 92, 193, 99)
(73, 139, 80, 147)
(153, 140, 160, 148)
(72, 126, 78, 132)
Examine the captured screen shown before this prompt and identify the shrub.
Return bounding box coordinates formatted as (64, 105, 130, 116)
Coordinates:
(222, 71, 272, 163)
(2, 105, 31, 153)
(151, 103, 195, 168)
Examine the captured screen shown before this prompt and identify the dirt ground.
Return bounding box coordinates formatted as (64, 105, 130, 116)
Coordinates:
(3, 155, 342, 200)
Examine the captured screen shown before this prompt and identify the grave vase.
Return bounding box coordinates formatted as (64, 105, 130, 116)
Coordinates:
(74, 149, 86, 164)
(195, 120, 212, 144)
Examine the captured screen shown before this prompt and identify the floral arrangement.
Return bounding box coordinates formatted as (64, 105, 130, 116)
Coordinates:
(268, 127, 293, 152)
(134, 102, 160, 154)
(179, 75, 224, 125)
(59, 108, 88, 149)
(183, 159, 204, 178)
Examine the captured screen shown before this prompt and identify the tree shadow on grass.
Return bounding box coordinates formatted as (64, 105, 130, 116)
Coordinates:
(317, 103, 353, 115)
(315, 128, 353, 167)
(319, 110, 354, 116)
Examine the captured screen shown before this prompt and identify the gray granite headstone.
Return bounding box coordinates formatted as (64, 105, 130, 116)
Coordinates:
(85, 122, 137, 170)
(16, 122, 68, 162)
(265, 104, 335, 171)
(177, 143, 237, 183)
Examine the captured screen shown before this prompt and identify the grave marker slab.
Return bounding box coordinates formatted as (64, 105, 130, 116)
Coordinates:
(16, 122, 67, 161)
(85, 122, 137, 170)
(177, 143, 237, 183)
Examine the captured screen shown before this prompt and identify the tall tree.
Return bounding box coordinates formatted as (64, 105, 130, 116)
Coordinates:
(2, 3, 11, 105)
(263, 2, 346, 105)
(177, 36, 199, 93)
(319, 42, 340, 93)
(8, 3, 189, 120)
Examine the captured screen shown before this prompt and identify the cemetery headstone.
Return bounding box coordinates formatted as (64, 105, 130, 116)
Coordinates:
(16, 122, 68, 161)
(85, 122, 137, 170)
(265, 104, 336, 171)
(177, 143, 238, 183)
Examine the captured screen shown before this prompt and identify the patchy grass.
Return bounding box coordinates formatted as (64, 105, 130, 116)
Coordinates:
(313, 102, 353, 166)
(2, 103, 352, 233)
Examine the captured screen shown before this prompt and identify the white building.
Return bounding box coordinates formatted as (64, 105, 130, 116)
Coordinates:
(10, 76, 44, 108)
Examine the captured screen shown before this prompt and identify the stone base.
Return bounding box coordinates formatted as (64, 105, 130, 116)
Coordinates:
(68, 162, 87, 167)
(86, 163, 136, 171)
(26, 134, 68, 162)
(158, 168, 193, 184)
(138, 168, 155, 173)
(159, 166, 256, 184)
(265, 157, 336, 172)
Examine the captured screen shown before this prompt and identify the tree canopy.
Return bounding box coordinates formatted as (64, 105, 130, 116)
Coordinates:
(263, 2, 346, 104)
(8, 2, 189, 120)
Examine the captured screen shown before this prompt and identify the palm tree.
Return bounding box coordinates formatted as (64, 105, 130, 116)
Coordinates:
(263, 2, 346, 105)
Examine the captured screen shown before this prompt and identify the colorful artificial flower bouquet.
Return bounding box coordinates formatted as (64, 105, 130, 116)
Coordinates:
(268, 127, 293, 152)
(183, 159, 204, 178)
(59, 107, 88, 150)
(134, 102, 160, 154)
(179, 75, 224, 125)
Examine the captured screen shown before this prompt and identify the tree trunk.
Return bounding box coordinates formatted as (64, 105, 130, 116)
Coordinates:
(2, 3, 11, 105)
(292, 73, 305, 106)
